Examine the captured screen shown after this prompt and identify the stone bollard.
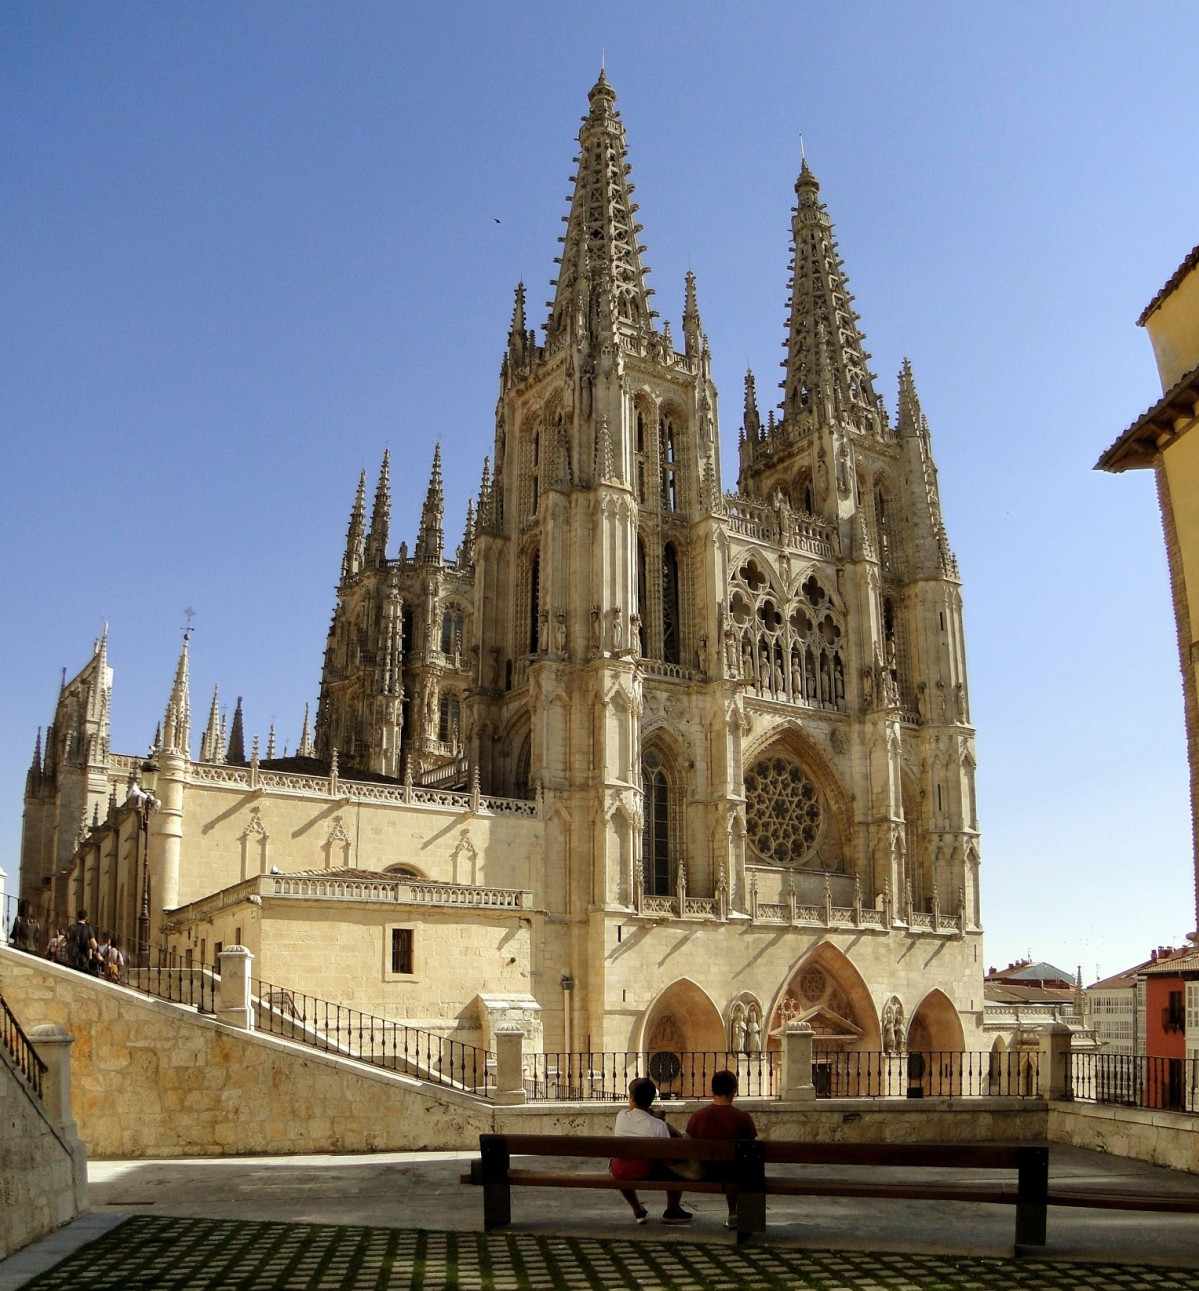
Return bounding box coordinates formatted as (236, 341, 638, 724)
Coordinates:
(493, 1024, 527, 1105)
(1038, 1021, 1073, 1101)
(29, 1023, 88, 1209)
(217, 945, 255, 1031)
(780, 1020, 816, 1102)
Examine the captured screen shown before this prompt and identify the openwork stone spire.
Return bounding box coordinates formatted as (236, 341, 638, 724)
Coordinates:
(545, 70, 655, 345)
(781, 161, 883, 435)
(226, 696, 247, 766)
(297, 702, 315, 758)
(365, 450, 390, 567)
(415, 444, 445, 565)
(199, 684, 225, 763)
(161, 632, 191, 756)
(341, 470, 367, 581)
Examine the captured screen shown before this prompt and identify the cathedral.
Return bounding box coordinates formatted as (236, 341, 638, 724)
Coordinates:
(21, 73, 984, 1060)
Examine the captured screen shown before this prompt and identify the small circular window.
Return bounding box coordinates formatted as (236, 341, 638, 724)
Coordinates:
(744, 755, 824, 865)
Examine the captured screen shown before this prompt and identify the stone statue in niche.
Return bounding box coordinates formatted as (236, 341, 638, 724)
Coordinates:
(725, 626, 739, 676)
(554, 610, 567, 655)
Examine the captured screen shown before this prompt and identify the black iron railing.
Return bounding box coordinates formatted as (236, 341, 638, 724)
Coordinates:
(1072, 1052, 1199, 1113)
(813, 1049, 1040, 1098)
(525, 1051, 776, 1101)
(250, 979, 493, 1097)
(0, 990, 47, 1100)
(117, 939, 219, 1014)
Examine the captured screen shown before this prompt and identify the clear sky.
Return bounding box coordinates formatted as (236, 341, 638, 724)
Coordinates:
(3, 2, 1197, 982)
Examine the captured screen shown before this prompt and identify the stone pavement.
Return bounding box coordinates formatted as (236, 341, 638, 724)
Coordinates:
(9, 1215, 1199, 1290)
(3, 1144, 1199, 1289)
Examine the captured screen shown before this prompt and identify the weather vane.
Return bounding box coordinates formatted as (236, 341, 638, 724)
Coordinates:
(183, 607, 196, 638)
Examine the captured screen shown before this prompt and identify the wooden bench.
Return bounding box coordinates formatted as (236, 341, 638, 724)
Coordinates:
(463, 1133, 1052, 1249)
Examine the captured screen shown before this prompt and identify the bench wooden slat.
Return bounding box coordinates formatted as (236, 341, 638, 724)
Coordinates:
(492, 1134, 737, 1160)
(761, 1142, 1029, 1168)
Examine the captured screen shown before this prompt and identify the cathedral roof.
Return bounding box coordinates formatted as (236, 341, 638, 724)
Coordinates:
(256, 755, 402, 786)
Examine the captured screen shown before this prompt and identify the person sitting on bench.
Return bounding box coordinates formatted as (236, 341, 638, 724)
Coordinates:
(686, 1069, 757, 1228)
(610, 1077, 693, 1224)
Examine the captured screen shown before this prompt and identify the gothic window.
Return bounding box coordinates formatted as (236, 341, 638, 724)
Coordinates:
(635, 409, 647, 503)
(528, 551, 541, 655)
(744, 753, 837, 869)
(636, 538, 648, 657)
(531, 430, 541, 516)
(438, 693, 461, 745)
(642, 750, 672, 896)
(729, 560, 844, 710)
(873, 478, 894, 569)
(401, 605, 414, 657)
(662, 543, 680, 665)
(440, 606, 464, 656)
(793, 471, 814, 515)
(661, 414, 678, 511)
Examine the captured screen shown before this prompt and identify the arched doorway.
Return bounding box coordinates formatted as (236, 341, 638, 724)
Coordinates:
(907, 989, 966, 1094)
(639, 979, 725, 1099)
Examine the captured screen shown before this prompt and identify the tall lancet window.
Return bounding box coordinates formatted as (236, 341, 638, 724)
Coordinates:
(529, 551, 540, 655)
(531, 431, 541, 516)
(635, 409, 647, 502)
(642, 750, 671, 895)
(636, 539, 648, 657)
(662, 415, 678, 511)
(662, 543, 681, 665)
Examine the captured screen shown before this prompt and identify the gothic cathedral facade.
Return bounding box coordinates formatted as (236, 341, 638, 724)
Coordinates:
(23, 75, 983, 1058)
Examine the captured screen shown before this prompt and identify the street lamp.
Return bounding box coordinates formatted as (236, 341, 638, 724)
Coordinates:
(134, 759, 160, 968)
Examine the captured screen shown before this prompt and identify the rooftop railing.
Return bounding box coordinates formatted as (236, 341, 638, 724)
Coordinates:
(1071, 1052, 1199, 1114)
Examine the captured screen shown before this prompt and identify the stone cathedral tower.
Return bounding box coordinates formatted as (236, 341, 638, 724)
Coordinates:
(30, 74, 983, 1061)
(312, 72, 982, 1053)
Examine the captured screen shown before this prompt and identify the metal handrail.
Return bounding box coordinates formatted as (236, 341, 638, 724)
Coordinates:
(1071, 1052, 1199, 1114)
(811, 1049, 1040, 1098)
(0, 991, 47, 1100)
(525, 1051, 776, 1101)
(250, 978, 493, 1097)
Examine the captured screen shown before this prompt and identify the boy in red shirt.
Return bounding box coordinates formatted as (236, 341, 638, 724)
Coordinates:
(685, 1069, 757, 1227)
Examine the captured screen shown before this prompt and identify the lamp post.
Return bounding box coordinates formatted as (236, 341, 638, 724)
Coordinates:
(134, 759, 160, 968)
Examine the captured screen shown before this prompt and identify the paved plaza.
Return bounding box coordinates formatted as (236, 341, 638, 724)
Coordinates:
(4, 1146, 1199, 1289)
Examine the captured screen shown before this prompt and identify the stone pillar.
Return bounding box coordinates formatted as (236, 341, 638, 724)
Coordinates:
(779, 1020, 816, 1102)
(217, 945, 255, 1031)
(28, 1023, 88, 1209)
(151, 751, 187, 940)
(1038, 1022, 1073, 1101)
(493, 1024, 527, 1105)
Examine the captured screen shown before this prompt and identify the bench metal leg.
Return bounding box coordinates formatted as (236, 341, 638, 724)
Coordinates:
(480, 1135, 512, 1231)
(1014, 1145, 1049, 1252)
(734, 1140, 768, 1244)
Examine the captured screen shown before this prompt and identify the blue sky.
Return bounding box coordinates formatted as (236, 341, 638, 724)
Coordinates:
(2, 2, 1197, 980)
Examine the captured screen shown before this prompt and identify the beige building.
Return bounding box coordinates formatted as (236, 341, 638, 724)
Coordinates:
(22, 74, 985, 1060)
(1098, 243, 1199, 941)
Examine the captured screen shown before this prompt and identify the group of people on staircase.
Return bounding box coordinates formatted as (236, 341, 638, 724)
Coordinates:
(7, 901, 125, 981)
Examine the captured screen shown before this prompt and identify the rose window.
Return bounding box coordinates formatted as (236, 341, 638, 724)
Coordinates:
(744, 755, 824, 864)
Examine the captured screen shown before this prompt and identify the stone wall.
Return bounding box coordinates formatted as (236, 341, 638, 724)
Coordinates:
(0, 1020, 83, 1258)
(1049, 1100, 1199, 1174)
(1, 948, 492, 1158)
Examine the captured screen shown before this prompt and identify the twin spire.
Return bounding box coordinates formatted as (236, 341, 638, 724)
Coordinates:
(779, 159, 883, 434)
(545, 70, 655, 346)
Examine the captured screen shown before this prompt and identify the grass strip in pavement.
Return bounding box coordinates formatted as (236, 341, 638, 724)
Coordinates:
(14, 1215, 1198, 1291)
